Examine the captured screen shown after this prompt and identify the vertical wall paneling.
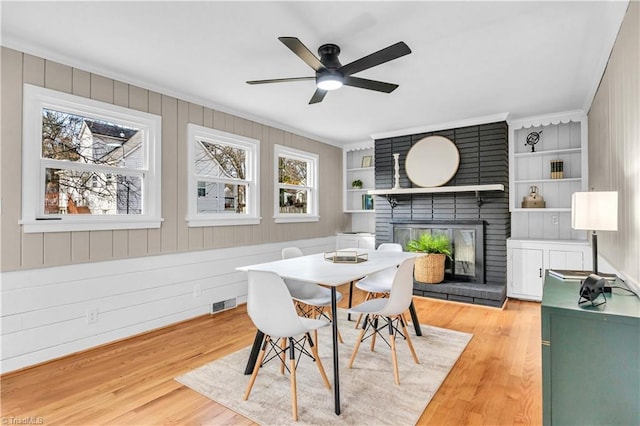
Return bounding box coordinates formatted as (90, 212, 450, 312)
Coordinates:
(89, 74, 114, 103)
(160, 95, 178, 252)
(2, 46, 346, 273)
(588, 3, 639, 289)
(146, 91, 163, 255)
(71, 68, 91, 97)
(1, 49, 25, 270)
(19, 54, 46, 268)
(176, 100, 190, 251)
(71, 233, 90, 263)
(89, 231, 113, 261)
(187, 103, 204, 250)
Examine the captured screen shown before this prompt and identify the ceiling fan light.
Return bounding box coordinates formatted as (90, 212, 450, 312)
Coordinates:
(317, 74, 343, 91)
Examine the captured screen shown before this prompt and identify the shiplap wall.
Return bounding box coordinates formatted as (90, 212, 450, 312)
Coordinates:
(0, 237, 336, 373)
(587, 2, 640, 291)
(0, 47, 347, 372)
(0, 47, 347, 272)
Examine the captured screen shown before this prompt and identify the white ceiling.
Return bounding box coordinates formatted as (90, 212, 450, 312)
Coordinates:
(1, 1, 629, 146)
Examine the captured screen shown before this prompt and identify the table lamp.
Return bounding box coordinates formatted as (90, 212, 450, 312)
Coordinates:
(571, 191, 618, 274)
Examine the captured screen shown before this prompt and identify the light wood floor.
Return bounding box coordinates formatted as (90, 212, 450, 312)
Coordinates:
(1, 284, 542, 425)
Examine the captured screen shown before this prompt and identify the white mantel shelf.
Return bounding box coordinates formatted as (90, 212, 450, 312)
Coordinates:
(367, 184, 504, 196)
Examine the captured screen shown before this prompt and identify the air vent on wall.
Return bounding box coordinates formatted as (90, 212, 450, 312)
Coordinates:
(211, 298, 237, 314)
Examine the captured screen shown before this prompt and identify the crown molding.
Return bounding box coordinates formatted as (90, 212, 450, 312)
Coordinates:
(370, 113, 510, 140)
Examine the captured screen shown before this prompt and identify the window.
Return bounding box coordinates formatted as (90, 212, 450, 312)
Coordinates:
(21, 84, 162, 233)
(274, 145, 319, 223)
(187, 124, 260, 226)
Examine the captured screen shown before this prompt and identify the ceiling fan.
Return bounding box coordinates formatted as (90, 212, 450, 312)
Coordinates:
(247, 37, 411, 104)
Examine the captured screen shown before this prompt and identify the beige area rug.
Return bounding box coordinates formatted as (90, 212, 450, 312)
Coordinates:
(176, 310, 472, 425)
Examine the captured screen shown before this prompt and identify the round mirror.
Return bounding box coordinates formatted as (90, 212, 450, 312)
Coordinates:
(405, 135, 459, 187)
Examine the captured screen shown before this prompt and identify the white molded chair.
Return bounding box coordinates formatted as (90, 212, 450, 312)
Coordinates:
(244, 270, 331, 421)
(347, 257, 420, 385)
(354, 243, 403, 328)
(282, 247, 344, 343)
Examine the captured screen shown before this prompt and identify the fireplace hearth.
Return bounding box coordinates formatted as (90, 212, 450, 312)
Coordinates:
(391, 220, 505, 307)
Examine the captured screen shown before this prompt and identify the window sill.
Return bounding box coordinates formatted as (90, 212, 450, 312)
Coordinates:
(21, 217, 163, 233)
(274, 215, 320, 224)
(186, 216, 261, 227)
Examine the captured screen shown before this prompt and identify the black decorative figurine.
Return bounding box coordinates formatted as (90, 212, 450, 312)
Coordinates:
(525, 130, 542, 152)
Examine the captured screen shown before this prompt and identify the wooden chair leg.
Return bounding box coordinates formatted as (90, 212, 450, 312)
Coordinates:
(400, 315, 420, 364)
(279, 338, 287, 374)
(348, 326, 367, 368)
(288, 338, 298, 421)
(244, 336, 270, 400)
(370, 315, 379, 351)
(401, 312, 410, 330)
(389, 321, 400, 385)
(307, 333, 331, 389)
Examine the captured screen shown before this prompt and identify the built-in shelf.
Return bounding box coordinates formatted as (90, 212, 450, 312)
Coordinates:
(344, 143, 375, 214)
(513, 147, 581, 158)
(514, 178, 581, 184)
(512, 207, 571, 212)
(367, 184, 504, 196)
(347, 188, 374, 192)
(346, 166, 375, 172)
(368, 184, 504, 208)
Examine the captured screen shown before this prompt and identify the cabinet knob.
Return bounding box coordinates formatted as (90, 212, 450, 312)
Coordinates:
(539, 268, 542, 278)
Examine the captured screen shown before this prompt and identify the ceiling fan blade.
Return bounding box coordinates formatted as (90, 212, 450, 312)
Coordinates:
(278, 37, 325, 72)
(309, 88, 327, 104)
(246, 76, 315, 85)
(339, 41, 411, 76)
(343, 76, 399, 93)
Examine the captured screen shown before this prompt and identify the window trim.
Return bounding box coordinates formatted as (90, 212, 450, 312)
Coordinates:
(21, 84, 162, 233)
(186, 124, 261, 227)
(273, 144, 319, 223)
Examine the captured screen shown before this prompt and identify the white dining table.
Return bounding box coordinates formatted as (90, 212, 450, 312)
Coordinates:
(236, 248, 421, 416)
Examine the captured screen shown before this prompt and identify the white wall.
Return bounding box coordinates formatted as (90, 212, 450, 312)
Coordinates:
(0, 237, 336, 374)
(588, 2, 640, 293)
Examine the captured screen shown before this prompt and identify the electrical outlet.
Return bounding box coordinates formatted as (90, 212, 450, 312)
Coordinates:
(551, 215, 559, 225)
(194, 283, 202, 297)
(86, 307, 98, 324)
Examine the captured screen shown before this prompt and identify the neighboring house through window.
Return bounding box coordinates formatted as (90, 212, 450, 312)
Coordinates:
(21, 84, 162, 233)
(274, 144, 319, 223)
(186, 124, 260, 227)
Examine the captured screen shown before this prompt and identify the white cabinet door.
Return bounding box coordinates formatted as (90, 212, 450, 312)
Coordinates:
(508, 239, 591, 301)
(509, 247, 544, 301)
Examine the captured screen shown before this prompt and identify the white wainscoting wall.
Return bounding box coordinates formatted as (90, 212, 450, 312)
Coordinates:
(0, 236, 336, 374)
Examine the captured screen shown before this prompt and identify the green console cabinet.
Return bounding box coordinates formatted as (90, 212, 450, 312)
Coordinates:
(542, 272, 640, 425)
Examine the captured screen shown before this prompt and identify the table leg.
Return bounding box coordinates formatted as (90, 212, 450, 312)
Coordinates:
(347, 280, 354, 321)
(244, 330, 265, 375)
(409, 301, 422, 336)
(330, 287, 341, 415)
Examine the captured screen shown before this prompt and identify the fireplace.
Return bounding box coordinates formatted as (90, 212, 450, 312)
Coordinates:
(391, 221, 485, 284)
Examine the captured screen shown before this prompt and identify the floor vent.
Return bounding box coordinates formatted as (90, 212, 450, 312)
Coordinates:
(211, 298, 237, 314)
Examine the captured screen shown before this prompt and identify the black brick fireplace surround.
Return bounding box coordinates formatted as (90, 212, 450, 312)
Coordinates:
(374, 122, 510, 307)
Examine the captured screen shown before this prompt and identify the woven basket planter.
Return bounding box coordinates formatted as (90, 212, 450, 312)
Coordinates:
(414, 253, 446, 284)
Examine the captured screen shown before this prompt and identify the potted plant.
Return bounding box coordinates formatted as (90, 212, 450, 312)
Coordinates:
(351, 179, 363, 189)
(406, 233, 452, 284)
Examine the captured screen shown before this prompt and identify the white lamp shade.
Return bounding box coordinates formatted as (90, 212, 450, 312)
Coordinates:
(571, 191, 618, 231)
